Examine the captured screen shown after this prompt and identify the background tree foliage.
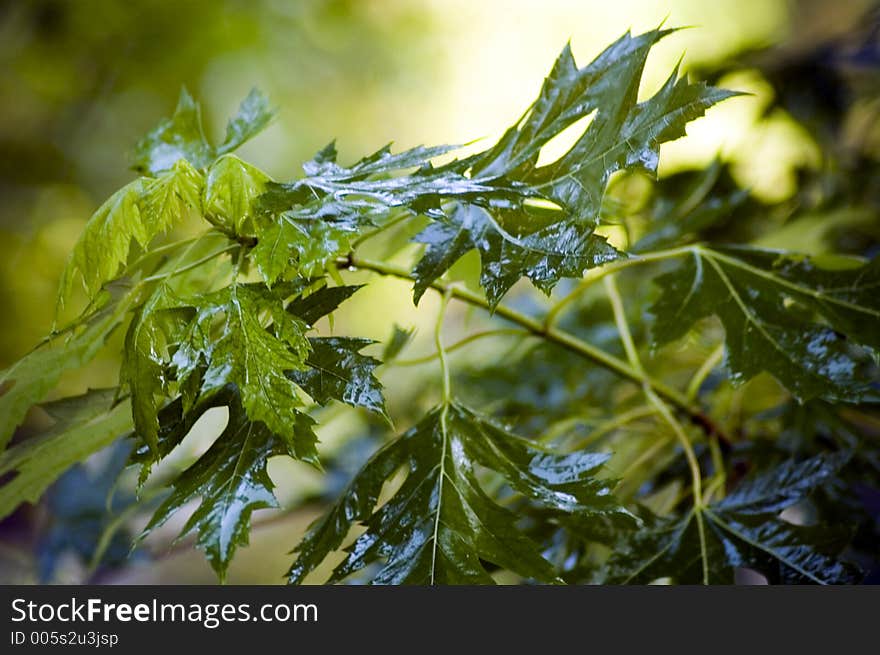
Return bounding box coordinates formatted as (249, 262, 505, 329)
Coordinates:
(0, 0, 878, 584)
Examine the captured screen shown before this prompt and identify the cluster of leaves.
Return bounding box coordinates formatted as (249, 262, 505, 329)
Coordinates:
(0, 27, 878, 584)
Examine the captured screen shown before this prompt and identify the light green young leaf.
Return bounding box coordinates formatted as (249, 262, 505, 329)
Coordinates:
(203, 155, 271, 235)
(60, 159, 204, 307)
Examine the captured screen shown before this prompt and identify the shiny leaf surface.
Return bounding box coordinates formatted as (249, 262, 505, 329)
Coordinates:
(289, 402, 626, 584)
(652, 246, 880, 401)
(606, 454, 859, 584)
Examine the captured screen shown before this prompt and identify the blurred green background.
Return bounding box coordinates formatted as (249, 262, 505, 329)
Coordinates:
(0, 0, 877, 583)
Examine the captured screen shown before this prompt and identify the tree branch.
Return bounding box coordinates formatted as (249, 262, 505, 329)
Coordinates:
(336, 253, 732, 448)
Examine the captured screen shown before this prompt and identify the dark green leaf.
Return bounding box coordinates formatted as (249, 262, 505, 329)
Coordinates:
(631, 159, 750, 252)
(382, 324, 415, 361)
(141, 393, 304, 580)
(286, 284, 362, 326)
(289, 402, 625, 584)
(652, 246, 880, 401)
(413, 203, 621, 305)
(289, 337, 386, 416)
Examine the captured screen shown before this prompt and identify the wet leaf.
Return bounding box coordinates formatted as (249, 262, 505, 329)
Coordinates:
(606, 453, 860, 584)
(141, 392, 302, 580)
(651, 246, 880, 401)
(289, 402, 626, 584)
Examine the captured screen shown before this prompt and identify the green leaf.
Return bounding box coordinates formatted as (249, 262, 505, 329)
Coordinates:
(252, 213, 356, 284)
(203, 155, 271, 235)
(289, 337, 386, 417)
(382, 324, 415, 361)
(217, 89, 275, 155)
(288, 402, 625, 584)
(132, 88, 214, 175)
(59, 179, 147, 302)
(120, 284, 191, 453)
(259, 30, 734, 304)
(0, 389, 132, 520)
(171, 283, 318, 463)
(217, 89, 276, 156)
(140, 159, 204, 233)
(651, 246, 880, 401)
(0, 295, 128, 449)
(631, 159, 750, 252)
(286, 284, 362, 326)
(141, 392, 300, 580)
(133, 87, 275, 176)
(606, 454, 860, 584)
(412, 203, 621, 305)
(60, 160, 204, 305)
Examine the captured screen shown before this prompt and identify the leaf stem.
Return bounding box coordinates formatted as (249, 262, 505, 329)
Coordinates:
(562, 405, 657, 449)
(604, 273, 709, 584)
(431, 286, 453, 585)
(435, 287, 454, 404)
(544, 245, 694, 329)
(393, 328, 530, 366)
(351, 211, 412, 248)
(140, 244, 239, 284)
(686, 344, 724, 401)
(340, 253, 721, 438)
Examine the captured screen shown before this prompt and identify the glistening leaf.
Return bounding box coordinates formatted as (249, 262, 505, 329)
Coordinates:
(141, 392, 302, 580)
(170, 283, 318, 463)
(412, 203, 621, 305)
(651, 246, 880, 401)
(132, 88, 213, 175)
(288, 402, 625, 584)
(289, 337, 386, 417)
(605, 453, 860, 584)
(285, 284, 362, 326)
(133, 88, 275, 176)
(260, 29, 735, 303)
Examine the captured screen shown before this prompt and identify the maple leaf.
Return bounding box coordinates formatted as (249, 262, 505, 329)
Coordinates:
(256, 29, 735, 306)
(289, 402, 627, 584)
(140, 391, 300, 580)
(651, 246, 880, 401)
(605, 453, 860, 584)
